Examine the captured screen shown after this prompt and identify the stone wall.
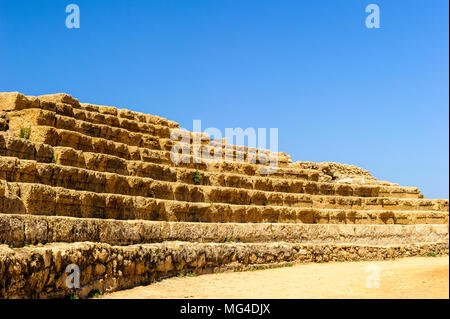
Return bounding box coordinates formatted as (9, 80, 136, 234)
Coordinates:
(1, 241, 448, 299)
(1, 214, 448, 247)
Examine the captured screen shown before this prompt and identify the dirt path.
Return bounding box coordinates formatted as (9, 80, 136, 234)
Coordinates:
(103, 256, 449, 299)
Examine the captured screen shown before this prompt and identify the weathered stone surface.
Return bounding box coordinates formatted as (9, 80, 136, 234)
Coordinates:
(1, 181, 447, 224)
(0, 214, 448, 247)
(17, 124, 290, 166)
(0, 156, 444, 210)
(0, 112, 8, 132)
(0, 134, 428, 201)
(0, 92, 37, 111)
(0, 138, 426, 201)
(292, 161, 376, 183)
(0, 241, 448, 299)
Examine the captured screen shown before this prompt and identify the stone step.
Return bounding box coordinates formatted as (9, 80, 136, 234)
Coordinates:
(54, 148, 318, 183)
(0, 135, 321, 194)
(0, 133, 337, 182)
(49, 93, 291, 159)
(1, 157, 443, 209)
(35, 150, 429, 199)
(1, 214, 448, 247)
(7, 109, 290, 163)
(1, 240, 447, 298)
(0, 135, 425, 199)
(2, 92, 290, 161)
(1, 92, 179, 129)
(8, 107, 171, 142)
(21, 125, 291, 168)
(1, 181, 448, 224)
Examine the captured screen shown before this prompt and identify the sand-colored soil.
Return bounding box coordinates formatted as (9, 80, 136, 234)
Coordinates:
(103, 256, 449, 299)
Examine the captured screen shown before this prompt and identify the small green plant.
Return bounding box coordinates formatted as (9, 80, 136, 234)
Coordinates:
(51, 152, 59, 164)
(19, 127, 31, 140)
(393, 215, 398, 223)
(270, 223, 274, 234)
(68, 293, 80, 300)
(178, 272, 197, 277)
(186, 272, 197, 277)
(88, 289, 103, 298)
(262, 200, 268, 206)
(224, 237, 231, 243)
(428, 251, 437, 257)
(284, 263, 294, 267)
(249, 265, 267, 271)
(8, 244, 14, 249)
(193, 170, 203, 185)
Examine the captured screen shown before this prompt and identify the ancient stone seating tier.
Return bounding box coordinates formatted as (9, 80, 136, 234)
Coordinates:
(0, 92, 448, 298)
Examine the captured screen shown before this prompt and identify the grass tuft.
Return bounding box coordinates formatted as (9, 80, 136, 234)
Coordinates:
(19, 127, 31, 140)
(88, 289, 103, 298)
(193, 170, 203, 185)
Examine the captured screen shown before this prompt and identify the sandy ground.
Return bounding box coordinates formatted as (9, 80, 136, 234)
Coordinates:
(103, 257, 449, 299)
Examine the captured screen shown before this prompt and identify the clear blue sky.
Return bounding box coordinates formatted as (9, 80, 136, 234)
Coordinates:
(0, 0, 448, 198)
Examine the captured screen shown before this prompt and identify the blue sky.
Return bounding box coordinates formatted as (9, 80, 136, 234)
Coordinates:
(0, 0, 448, 198)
